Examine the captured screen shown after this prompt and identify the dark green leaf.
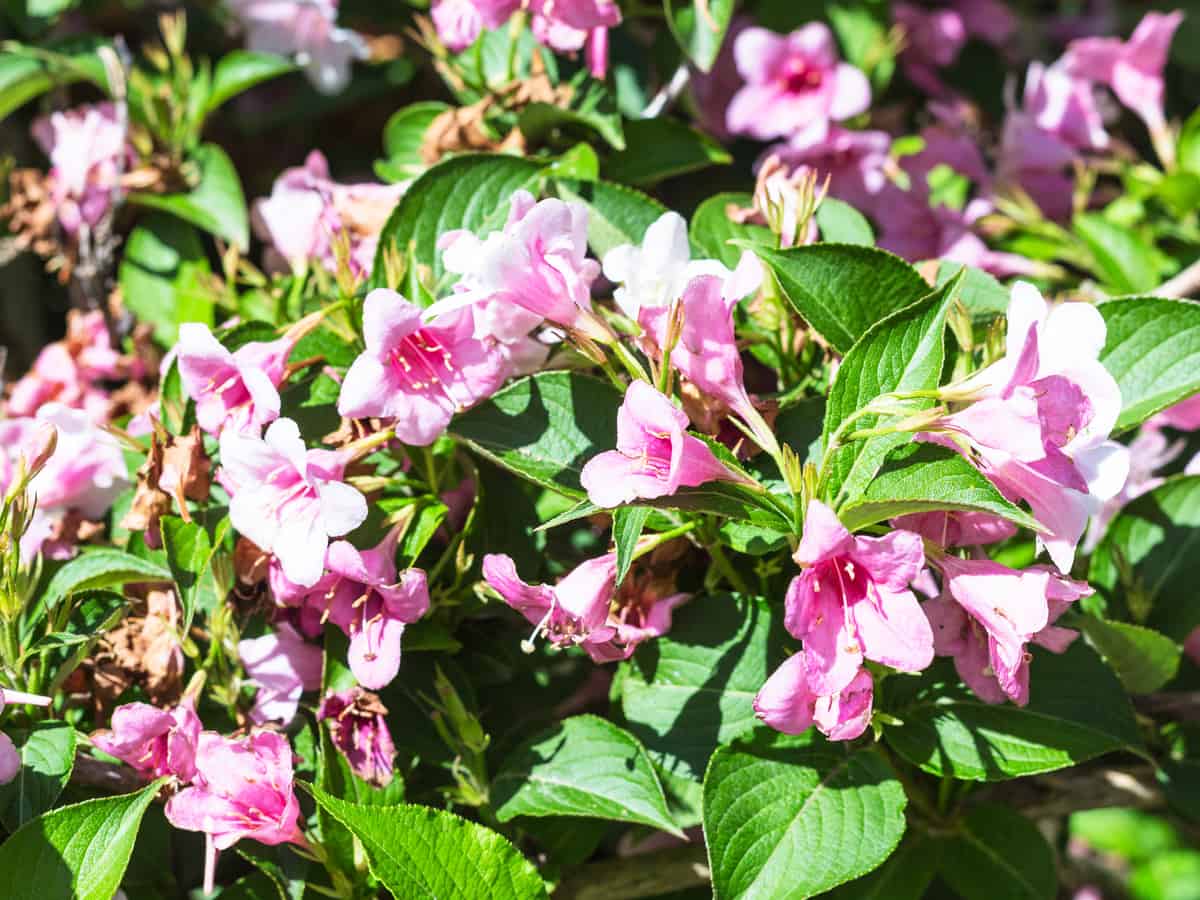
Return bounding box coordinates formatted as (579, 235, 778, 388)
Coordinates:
(42, 550, 170, 609)
(612, 506, 650, 586)
(375, 102, 450, 182)
(117, 214, 214, 345)
(689, 192, 774, 270)
(130, 143, 249, 249)
(825, 835, 941, 900)
(0, 37, 111, 119)
(518, 95, 625, 152)
(664, 0, 736, 71)
(1079, 616, 1181, 693)
(208, 51, 296, 113)
(603, 118, 731, 186)
(552, 178, 668, 258)
(939, 804, 1056, 900)
(1179, 107, 1200, 175)
(160, 516, 213, 634)
(0, 722, 75, 831)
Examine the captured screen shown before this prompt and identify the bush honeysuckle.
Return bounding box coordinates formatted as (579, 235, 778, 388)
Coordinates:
(3, 4, 1199, 897)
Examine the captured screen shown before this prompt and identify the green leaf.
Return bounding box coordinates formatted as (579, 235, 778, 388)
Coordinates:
(1071, 807, 1181, 861)
(603, 118, 731, 186)
(664, 0, 735, 71)
(0, 780, 162, 900)
(451, 371, 621, 496)
(0, 37, 111, 119)
(117, 213, 214, 345)
(214, 872, 285, 900)
(492, 715, 680, 835)
(612, 506, 650, 586)
(552, 177, 668, 258)
(1074, 213, 1160, 294)
(838, 444, 1041, 533)
(702, 732, 908, 900)
(935, 262, 1011, 318)
(129, 143, 249, 250)
(689, 192, 774, 270)
(1157, 760, 1200, 824)
(750, 243, 932, 354)
(820, 276, 957, 508)
(306, 786, 549, 900)
(619, 593, 785, 782)
(644, 482, 793, 531)
(42, 550, 170, 609)
(815, 199, 874, 246)
(1179, 107, 1200, 174)
(939, 804, 1056, 900)
(0, 721, 75, 831)
(1089, 476, 1200, 640)
(824, 835, 941, 900)
(160, 516, 213, 634)
(375, 101, 450, 182)
(1079, 616, 1181, 693)
(1098, 296, 1200, 432)
(372, 153, 541, 288)
(208, 51, 296, 113)
(1130, 850, 1200, 900)
(517, 90, 626, 151)
(884, 643, 1143, 781)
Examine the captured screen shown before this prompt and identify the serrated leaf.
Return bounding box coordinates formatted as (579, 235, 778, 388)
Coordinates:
(1079, 616, 1181, 693)
(371, 153, 541, 288)
(820, 276, 957, 508)
(824, 834, 941, 900)
(612, 506, 650, 586)
(42, 550, 170, 609)
(307, 786, 548, 899)
(376, 102, 450, 182)
(703, 732, 908, 900)
(939, 804, 1056, 900)
(603, 118, 730, 186)
(664, 0, 736, 71)
(619, 593, 785, 782)
(129, 143, 249, 249)
(0, 721, 75, 831)
(208, 50, 296, 113)
(1098, 296, 1200, 432)
(552, 177, 668, 258)
(839, 444, 1041, 532)
(1074, 213, 1160, 294)
(492, 715, 680, 835)
(750, 243, 931, 354)
(0, 780, 162, 900)
(689, 192, 774, 270)
(451, 371, 621, 496)
(160, 516, 213, 635)
(118, 214, 214, 345)
(814, 198, 874, 246)
(884, 643, 1143, 781)
(1089, 475, 1200, 639)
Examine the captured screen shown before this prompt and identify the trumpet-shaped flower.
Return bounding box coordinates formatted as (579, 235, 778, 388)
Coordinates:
(31, 102, 128, 235)
(317, 688, 397, 786)
(891, 510, 1017, 548)
(91, 698, 202, 781)
(581, 381, 744, 508)
(238, 623, 324, 724)
(754, 651, 874, 741)
(338, 289, 506, 446)
(221, 418, 367, 587)
(229, 0, 367, 94)
(726, 24, 871, 142)
(785, 501, 933, 695)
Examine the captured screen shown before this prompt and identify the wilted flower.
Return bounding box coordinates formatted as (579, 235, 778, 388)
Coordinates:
(755, 651, 874, 741)
(239, 622, 324, 724)
(221, 418, 368, 587)
(31, 102, 128, 235)
(317, 688, 397, 786)
(91, 698, 202, 781)
(228, 0, 367, 94)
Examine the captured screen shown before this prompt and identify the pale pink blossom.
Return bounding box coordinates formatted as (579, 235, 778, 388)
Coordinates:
(1085, 425, 1184, 551)
(238, 623, 324, 724)
(253, 150, 403, 276)
(229, 0, 367, 93)
(785, 501, 933, 696)
(1064, 11, 1184, 135)
(926, 556, 1087, 705)
(8, 311, 123, 422)
(726, 25, 871, 142)
(891, 510, 1017, 548)
(31, 102, 128, 235)
(755, 651, 873, 741)
(435, 191, 606, 340)
(581, 381, 746, 508)
(767, 126, 891, 216)
(926, 283, 1129, 572)
(276, 529, 429, 689)
(317, 688, 397, 786)
(1150, 393, 1200, 431)
(91, 699, 202, 781)
(337, 289, 506, 446)
(431, 0, 518, 51)
(0, 734, 18, 785)
(529, 0, 620, 77)
(221, 418, 367, 587)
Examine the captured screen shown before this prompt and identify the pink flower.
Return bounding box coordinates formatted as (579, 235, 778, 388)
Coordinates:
(785, 501, 933, 695)
(0, 734, 18, 785)
(638, 255, 763, 428)
(690, 17, 751, 140)
(8, 311, 123, 422)
(253, 151, 403, 276)
(528, 0, 620, 76)
(726, 24, 871, 142)
(238, 623, 324, 724)
(1023, 62, 1110, 153)
(1085, 424, 1183, 551)
(767, 126, 891, 216)
(317, 688, 397, 786)
(31, 102, 128, 235)
(1064, 11, 1184, 134)
(927, 283, 1128, 572)
(435, 191, 606, 340)
(891, 510, 1017, 548)
(926, 556, 1088, 705)
(91, 699, 202, 781)
(221, 418, 368, 586)
(894, 3, 966, 96)
(483, 553, 685, 662)
(1150, 393, 1200, 431)
(951, 0, 1017, 45)
(754, 651, 874, 741)
(337, 288, 506, 446)
(229, 0, 367, 93)
(431, 0, 518, 51)
(176, 322, 308, 437)
(279, 530, 430, 690)
(165, 730, 304, 851)
(580, 381, 745, 508)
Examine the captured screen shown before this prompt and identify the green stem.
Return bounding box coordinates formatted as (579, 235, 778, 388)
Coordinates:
(707, 541, 751, 595)
(609, 339, 651, 384)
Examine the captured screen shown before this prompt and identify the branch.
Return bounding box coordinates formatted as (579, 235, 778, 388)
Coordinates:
(1155, 258, 1200, 299)
(553, 845, 709, 900)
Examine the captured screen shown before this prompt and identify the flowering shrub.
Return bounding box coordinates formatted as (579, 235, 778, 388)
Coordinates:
(3, 2, 1200, 898)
